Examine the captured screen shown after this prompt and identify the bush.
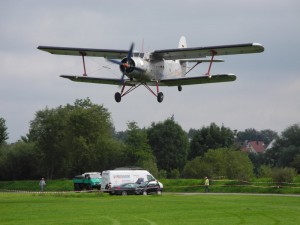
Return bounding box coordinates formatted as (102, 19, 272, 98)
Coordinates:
(158, 170, 167, 179)
(181, 156, 213, 179)
(272, 167, 296, 184)
(182, 148, 254, 180)
(258, 165, 273, 178)
(169, 169, 180, 179)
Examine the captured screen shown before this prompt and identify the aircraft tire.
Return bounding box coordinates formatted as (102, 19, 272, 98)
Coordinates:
(178, 85, 182, 91)
(115, 92, 122, 102)
(157, 92, 164, 103)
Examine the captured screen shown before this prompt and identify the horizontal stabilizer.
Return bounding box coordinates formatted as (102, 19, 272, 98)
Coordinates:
(180, 58, 224, 63)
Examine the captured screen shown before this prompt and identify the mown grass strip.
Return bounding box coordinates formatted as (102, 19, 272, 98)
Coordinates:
(0, 192, 299, 225)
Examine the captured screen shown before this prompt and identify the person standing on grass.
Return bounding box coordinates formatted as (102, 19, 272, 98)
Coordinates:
(204, 177, 209, 193)
(39, 178, 46, 192)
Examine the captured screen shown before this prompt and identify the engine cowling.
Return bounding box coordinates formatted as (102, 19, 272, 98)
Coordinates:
(120, 57, 135, 74)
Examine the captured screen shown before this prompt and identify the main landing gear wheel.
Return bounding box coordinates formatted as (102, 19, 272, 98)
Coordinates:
(157, 92, 164, 103)
(178, 85, 182, 92)
(115, 92, 122, 103)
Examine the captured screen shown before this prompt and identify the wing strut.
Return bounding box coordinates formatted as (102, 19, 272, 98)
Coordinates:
(80, 52, 87, 76)
(205, 50, 217, 78)
(185, 62, 201, 76)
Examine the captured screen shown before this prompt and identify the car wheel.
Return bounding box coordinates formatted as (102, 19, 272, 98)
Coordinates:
(74, 184, 79, 191)
(86, 184, 92, 190)
(121, 191, 127, 196)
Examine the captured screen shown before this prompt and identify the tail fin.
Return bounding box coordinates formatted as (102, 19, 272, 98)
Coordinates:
(178, 36, 187, 76)
(178, 36, 187, 48)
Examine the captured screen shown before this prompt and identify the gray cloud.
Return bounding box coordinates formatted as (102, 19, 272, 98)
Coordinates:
(1, 0, 299, 142)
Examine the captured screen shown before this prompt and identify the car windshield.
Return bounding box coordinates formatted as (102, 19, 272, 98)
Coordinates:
(89, 174, 101, 178)
(137, 182, 148, 187)
(122, 183, 138, 188)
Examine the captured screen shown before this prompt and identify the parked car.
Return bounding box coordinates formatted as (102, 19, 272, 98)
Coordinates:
(110, 183, 139, 195)
(136, 181, 162, 195)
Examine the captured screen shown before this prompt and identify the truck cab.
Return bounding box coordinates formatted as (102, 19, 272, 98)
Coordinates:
(73, 172, 102, 191)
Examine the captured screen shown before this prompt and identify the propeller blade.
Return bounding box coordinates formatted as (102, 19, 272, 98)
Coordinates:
(120, 73, 125, 82)
(128, 43, 134, 59)
(107, 59, 122, 65)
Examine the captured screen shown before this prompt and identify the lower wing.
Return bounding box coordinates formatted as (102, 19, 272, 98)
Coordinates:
(60, 75, 135, 86)
(60, 74, 236, 86)
(159, 74, 236, 86)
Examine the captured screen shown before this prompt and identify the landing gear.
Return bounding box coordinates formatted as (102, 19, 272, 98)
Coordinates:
(115, 92, 122, 103)
(157, 92, 164, 103)
(114, 81, 164, 103)
(178, 85, 182, 92)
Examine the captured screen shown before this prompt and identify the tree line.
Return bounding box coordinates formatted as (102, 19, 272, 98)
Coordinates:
(0, 98, 299, 181)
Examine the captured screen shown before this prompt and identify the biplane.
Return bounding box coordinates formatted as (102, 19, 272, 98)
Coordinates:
(38, 36, 264, 103)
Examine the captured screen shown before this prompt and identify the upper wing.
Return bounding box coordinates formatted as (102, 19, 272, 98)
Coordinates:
(152, 43, 264, 60)
(159, 74, 236, 86)
(38, 46, 129, 59)
(60, 75, 135, 86)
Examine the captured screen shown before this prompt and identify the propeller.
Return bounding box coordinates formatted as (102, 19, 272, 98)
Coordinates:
(107, 43, 135, 83)
(107, 43, 145, 84)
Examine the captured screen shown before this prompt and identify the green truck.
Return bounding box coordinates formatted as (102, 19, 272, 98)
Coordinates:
(73, 172, 102, 191)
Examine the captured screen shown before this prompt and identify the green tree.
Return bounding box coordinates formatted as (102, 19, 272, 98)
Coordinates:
(0, 141, 41, 180)
(225, 150, 254, 180)
(28, 107, 68, 179)
(27, 98, 116, 179)
(187, 128, 197, 139)
(63, 99, 114, 175)
(182, 156, 212, 178)
(265, 124, 300, 169)
(260, 129, 278, 145)
(122, 121, 158, 176)
(182, 148, 254, 180)
(0, 117, 9, 145)
(237, 128, 278, 145)
(147, 117, 189, 175)
(275, 124, 300, 148)
(291, 154, 300, 173)
(237, 128, 261, 142)
(189, 123, 234, 159)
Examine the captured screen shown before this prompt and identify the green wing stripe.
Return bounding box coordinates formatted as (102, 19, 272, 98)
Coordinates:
(160, 74, 236, 86)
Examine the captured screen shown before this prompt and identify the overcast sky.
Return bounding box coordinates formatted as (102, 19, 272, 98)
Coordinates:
(1, 0, 300, 142)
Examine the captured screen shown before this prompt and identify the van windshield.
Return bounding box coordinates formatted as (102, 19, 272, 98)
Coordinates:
(147, 175, 155, 181)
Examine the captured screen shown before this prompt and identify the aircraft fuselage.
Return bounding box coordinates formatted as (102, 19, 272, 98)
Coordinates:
(125, 57, 185, 82)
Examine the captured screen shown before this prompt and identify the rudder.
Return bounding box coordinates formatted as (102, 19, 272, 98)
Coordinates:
(178, 36, 187, 76)
(178, 36, 187, 48)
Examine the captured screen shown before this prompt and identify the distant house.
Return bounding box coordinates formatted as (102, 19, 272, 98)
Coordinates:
(241, 141, 266, 154)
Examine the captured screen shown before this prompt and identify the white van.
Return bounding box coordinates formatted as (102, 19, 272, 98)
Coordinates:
(101, 169, 163, 191)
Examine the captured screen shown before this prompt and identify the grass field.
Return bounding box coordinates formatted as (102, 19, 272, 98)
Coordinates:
(0, 192, 299, 225)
